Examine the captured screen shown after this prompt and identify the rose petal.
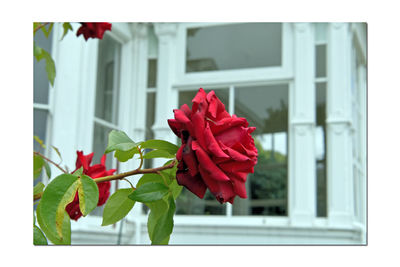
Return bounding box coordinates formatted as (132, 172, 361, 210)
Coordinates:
(218, 141, 250, 161)
(191, 112, 207, 149)
(215, 126, 248, 147)
(204, 124, 229, 159)
(176, 171, 207, 199)
(176, 144, 184, 161)
(210, 116, 249, 135)
(182, 137, 199, 177)
(230, 175, 247, 198)
(180, 103, 192, 118)
(168, 119, 181, 137)
(194, 145, 230, 181)
(218, 160, 255, 174)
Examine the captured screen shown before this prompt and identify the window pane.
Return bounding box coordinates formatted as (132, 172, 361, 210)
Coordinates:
(186, 23, 282, 73)
(33, 109, 48, 154)
(93, 123, 114, 169)
(34, 29, 52, 104)
(95, 34, 121, 124)
(144, 92, 156, 169)
(316, 82, 327, 217)
(175, 88, 229, 215)
(233, 84, 288, 216)
(316, 44, 327, 78)
(147, 59, 157, 88)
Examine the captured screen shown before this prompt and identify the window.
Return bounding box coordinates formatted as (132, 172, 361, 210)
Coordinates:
(186, 23, 282, 72)
(91, 33, 122, 216)
(314, 23, 328, 217)
(34, 28, 53, 187)
(174, 85, 289, 216)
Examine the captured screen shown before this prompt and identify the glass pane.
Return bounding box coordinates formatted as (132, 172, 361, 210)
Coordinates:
(316, 44, 327, 78)
(186, 23, 282, 73)
(93, 122, 114, 169)
(233, 84, 288, 216)
(316, 82, 327, 217)
(147, 59, 157, 88)
(148, 24, 158, 58)
(95, 34, 121, 124)
(34, 29, 52, 104)
(33, 109, 48, 154)
(144, 92, 156, 169)
(174, 88, 229, 215)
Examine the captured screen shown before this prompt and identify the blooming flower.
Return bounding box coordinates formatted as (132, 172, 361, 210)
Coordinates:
(65, 151, 116, 220)
(168, 88, 258, 204)
(76, 22, 112, 41)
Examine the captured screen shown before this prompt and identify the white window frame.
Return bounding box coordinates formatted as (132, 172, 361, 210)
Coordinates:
(168, 22, 295, 225)
(174, 22, 294, 89)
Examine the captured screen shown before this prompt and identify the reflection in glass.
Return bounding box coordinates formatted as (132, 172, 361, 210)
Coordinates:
(34, 29, 52, 104)
(316, 82, 327, 217)
(233, 84, 288, 216)
(316, 44, 327, 78)
(175, 88, 229, 215)
(186, 23, 282, 72)
(95, 34, 121, 124)
(33, 109, 48, 154)
(147, 59, 157, 88)
(93, 123, 114, 168)
(144, 92, 156, 169)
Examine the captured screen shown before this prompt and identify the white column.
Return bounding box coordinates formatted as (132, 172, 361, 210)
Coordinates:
(326, 23, 354, 227)
(289, 23, 316, 226)
(152, 23, 179, 165)
(117, 23, 149, 244)
(49, 23, 98, 174)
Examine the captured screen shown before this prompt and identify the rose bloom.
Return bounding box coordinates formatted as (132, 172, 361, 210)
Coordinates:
(65, 151, 116, 220)
(76, 22, 112, 41)
(168, 88, 258, 204)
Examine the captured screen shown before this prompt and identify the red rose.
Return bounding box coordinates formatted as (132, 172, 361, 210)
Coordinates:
(168, 88, 258, 204)
(65, 151, 116, 220)
(76, 22, 112, 41)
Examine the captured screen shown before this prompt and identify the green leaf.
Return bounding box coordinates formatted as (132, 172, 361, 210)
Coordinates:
(140, 139, 179, 155)
(128, 182, 169, 203)
(34, 43, 56, 86)
(51, 145, 62, 161)
(102, 188, 135, 226)
(34, 182, 45, 198)
(143, 149, 175, 159)
(77, 175, 99, 216)
(34, 225, 48, 245)
(105, 130, 138, 153)
(169, 179, 183, 200)
(72, 166, 84, 176)
(151, 196, 176, 245)
(146, 199, 168, 242)
(61, 22, 73, 40)
(114, 148, 139, 162)
(33, 154, 45, 179)
(41, 23, 53, 38)
(136, 173, 164, 188)
(44, 161, 51, 179)
(36, 202, 71, 245)
(105, 130, 141, 162)
(36, 174, 79, 242)
(34, 135, 46, 149)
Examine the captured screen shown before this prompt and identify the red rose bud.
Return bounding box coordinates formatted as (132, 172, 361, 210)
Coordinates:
(76, 22, 112, 41)
(65, 151, 116, 220)
(168, 88, 258, 204)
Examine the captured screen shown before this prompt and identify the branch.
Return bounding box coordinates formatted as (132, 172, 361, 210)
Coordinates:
(34, 151, 67, 174)
(34, 22, 50, 33)
(94, 160, 176, 184)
